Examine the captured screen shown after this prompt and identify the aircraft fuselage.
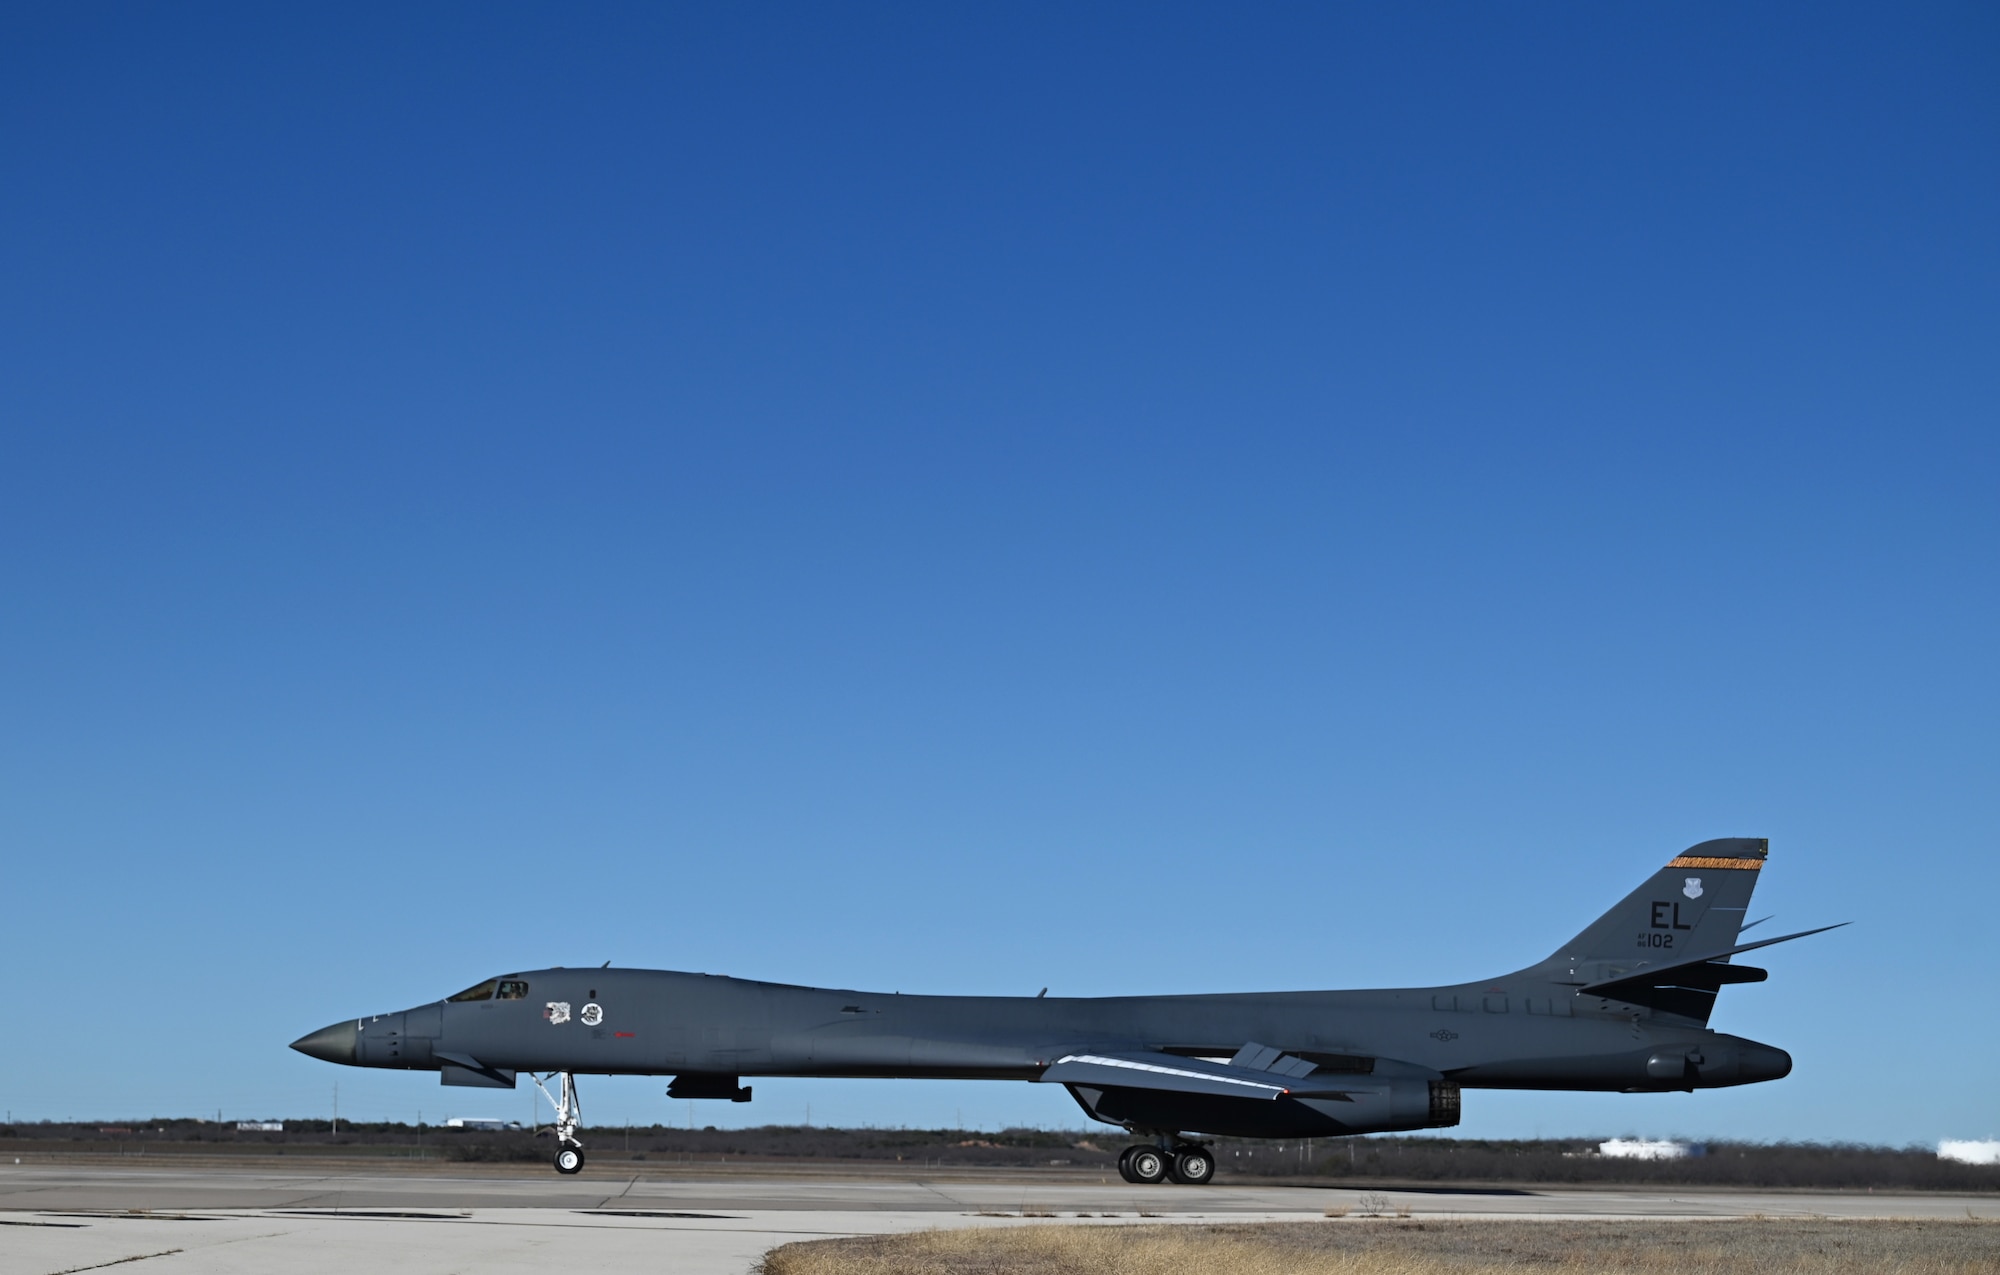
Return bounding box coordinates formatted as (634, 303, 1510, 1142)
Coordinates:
(290, 838, 1822, 1171)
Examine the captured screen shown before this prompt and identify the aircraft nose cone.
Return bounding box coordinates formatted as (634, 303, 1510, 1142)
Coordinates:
(290, 1020, 359, 1066)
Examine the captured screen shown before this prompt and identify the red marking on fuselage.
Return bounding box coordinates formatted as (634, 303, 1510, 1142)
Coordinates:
(614, 1032, 635, 1038)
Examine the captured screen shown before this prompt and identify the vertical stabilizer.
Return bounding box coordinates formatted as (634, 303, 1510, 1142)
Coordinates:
(1548, 838, 1767, 968)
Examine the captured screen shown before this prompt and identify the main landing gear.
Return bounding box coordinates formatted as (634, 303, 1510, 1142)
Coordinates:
(534, 1072, 585, 1174)
(1117, 1140, 1215, 1185)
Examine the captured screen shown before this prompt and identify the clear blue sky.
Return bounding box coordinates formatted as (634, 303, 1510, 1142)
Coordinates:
(3, 4, 1995, 1144)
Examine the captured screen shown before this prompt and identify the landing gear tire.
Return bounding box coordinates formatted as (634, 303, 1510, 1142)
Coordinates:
(554, 1145, 585, 1175)
(1169, 1147, 1215, 1185)
(1117, 1146, 1143, 1183)
(1126, 1146, 1168, 1184)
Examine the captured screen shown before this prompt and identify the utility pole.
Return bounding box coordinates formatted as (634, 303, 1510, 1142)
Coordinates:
(332, 1082, 339, 1135)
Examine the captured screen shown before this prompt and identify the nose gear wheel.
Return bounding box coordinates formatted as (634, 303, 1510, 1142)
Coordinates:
(533, 1072, 585, 1174)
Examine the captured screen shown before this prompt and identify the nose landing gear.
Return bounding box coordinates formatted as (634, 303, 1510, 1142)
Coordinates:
(534, 1072, 585, 1174)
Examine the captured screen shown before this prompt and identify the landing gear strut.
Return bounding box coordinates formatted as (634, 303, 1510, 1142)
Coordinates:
(534, 1072, 585, 1174)
(1117, 1137, 1214, 1185)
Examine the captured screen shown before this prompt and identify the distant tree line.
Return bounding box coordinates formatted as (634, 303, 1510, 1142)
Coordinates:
(2, 1121, 1993, 1191)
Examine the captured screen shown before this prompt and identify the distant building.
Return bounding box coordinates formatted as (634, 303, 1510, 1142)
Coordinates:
(1938, 1140, 2000, 1165)
(235, 1122, 284, 1132)
(1599, 1138, 1702, 1159)
(445, 1118, 521, 1131)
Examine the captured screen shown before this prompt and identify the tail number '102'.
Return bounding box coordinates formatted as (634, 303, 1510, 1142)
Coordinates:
(1637, 932, 1675, 948)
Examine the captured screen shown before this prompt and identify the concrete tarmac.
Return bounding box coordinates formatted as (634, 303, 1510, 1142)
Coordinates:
(3, 1161, 1993, 1275)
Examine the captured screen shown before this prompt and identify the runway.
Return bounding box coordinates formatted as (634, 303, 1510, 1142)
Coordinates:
(3, 1161, 1992, 1275)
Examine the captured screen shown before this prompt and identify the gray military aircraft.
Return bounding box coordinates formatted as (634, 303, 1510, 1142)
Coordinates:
(293, 838, 1838, 1181)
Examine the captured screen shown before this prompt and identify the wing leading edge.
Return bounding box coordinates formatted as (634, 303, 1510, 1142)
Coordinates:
(1040, 1042, 1456, 1139)
(1035, 1044, 1392, 1101)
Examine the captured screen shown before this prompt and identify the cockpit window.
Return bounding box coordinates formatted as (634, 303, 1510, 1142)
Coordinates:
(448, 979, 497, 1003)
(496, 980, 529, 1001)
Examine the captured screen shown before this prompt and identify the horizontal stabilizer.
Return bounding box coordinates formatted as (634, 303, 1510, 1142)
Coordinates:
(1578, 922, 1848, 995)
(1585, 962, 1767, 1019)
(1577, 922, 1845, 1019)
(1701, 920, 1849, 961)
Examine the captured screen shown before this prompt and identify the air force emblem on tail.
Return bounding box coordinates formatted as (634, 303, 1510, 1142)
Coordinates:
(1684, 877, 1703, 899)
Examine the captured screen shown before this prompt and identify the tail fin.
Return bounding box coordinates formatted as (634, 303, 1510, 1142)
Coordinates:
(1517, 837, 1783, 1026)
(1517, 838, 1845, 1026)
(1549, 837, 1768, 970)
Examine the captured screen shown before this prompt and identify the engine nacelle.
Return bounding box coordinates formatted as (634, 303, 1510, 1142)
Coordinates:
(1295, 1079, 1460, 1133)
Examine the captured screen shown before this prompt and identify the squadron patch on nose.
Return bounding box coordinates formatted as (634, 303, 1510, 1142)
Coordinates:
(544, 1001, 571, 1025)
(580, 1003, 604, 1027)
(1683, 877, 1703, 899)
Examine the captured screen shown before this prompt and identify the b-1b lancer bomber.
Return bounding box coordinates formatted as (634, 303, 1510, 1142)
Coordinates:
(293, 838, 1839, 1182)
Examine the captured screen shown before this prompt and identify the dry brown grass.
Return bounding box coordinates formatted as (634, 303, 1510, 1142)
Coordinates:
(758, 1219, 2000, 1275)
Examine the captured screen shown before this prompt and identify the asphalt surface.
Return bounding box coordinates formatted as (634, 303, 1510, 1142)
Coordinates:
(2, 1161, 1992, 1275)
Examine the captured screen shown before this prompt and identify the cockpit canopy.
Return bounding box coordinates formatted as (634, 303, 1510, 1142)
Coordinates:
(447, 977, 531, 1003)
